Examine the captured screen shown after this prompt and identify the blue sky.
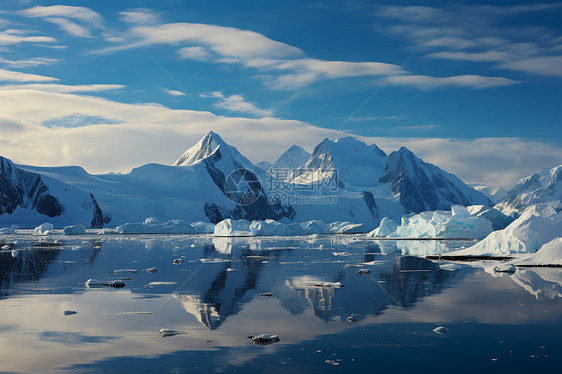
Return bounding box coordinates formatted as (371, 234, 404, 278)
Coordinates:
(0, 0, 561, 187)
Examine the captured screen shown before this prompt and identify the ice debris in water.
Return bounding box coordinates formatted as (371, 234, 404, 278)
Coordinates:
(63, 225, 86, 235)
(346, 315, 357, 323)
(260, 292, 273, 297)
(214, 218, 366, 237)
(33, 222, 53, 236)
(357, 269, 371, 275)
(63, 310, 77, 316)
(160, 328, 186, 337)
(85, 279, 125, 288)
(0, 225, 18, 234)
(311, 281, 343, 288)
(147, 281, 178, 286)
(433, 326, 448, 335)
(368, 205, 494, 239)
(114, 218, 215, 234)
(247, 334, 280, 345)
(112, 269, 139, 274)
(144, 267, 157, 273)
(173, 259, 183, 264)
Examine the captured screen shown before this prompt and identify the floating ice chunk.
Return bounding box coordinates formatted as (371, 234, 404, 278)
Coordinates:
(311, 281, 343, 288)
(147, 281, 178, 286)
(328, 221, 365, 234)
(1, 245, 10, 251)
(33, 222, 53, 236)
(433, 326, 448, 335)
(160, 328, 186, 337)
(0, 225, 18, 234)
(112, 269, 139, 274)
(85, 279, 125, 288)
(439, 263, 462, 272)
(357, 269, 371, 275)
(116, 219, 196, 234)
(214, 219, 252, 236)
(248, 334, 280, 345)
(173, 258, 183, 264)
(63, 225, 86, 235)
(260, 292, 273, 297)
(367, 217, 398, 237)
(300, 220, 329, 234)
(144, 267, 157, 273)
(451, 205, 470, 218)
(63, 310, 77, 316)
(450, 205, 562, 256)
(346, 315, 357, 323)
(514, 237, 562, 266)
(191, 221, 215, 234)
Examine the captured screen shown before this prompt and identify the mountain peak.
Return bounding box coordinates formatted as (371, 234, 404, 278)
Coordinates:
(173, 131, 228, 166)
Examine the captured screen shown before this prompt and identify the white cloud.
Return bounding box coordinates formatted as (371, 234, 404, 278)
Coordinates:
(0, 57, 58, 68)
(396, 124, 439, 131)
(44, 17, 93, 38)
(101, 23, 302, 59)
(500, 56, 562, 77)
(163, 88, 186, 96)
(119, 9, 160, 25)
(201, 91, 274, 117)
(0, 85, 558, 189)
(383, 74, 519, 89)
(177, 46, 210, 60)
(19, 5, 103, 38)
(0, 69, 58, 82)
(426, 51, 513, 62)
(19, 5, 102, 25)
(0, 83, 124, 93)
(0, 29, 56, 45)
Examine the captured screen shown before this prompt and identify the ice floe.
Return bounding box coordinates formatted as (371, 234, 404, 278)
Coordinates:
(214, 218, 365, 237)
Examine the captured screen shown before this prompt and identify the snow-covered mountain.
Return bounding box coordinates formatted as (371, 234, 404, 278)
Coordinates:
(288, 137, 387, 188)
(380, 147, 493, 213)
(496, 165, 562, 215)
(468, 183, 507, 204)
(0, 156, 106, 228)
(272, 145, 311, 171)
(4, 132, 494, 228)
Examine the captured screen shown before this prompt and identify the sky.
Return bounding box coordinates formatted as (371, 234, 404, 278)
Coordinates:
(0, 0, 561, 188)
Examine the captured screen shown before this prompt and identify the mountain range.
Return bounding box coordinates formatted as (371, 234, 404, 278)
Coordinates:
(1, 131, 557, 228)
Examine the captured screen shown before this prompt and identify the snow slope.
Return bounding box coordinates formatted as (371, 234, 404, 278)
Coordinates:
(271, 145, 311, 171)
(288, 137, 387, 188)
(0, 156, 105, 228)
(380, 147, 493, 213)
(449, 204, 562, 256)
(497, 165, 562, 215)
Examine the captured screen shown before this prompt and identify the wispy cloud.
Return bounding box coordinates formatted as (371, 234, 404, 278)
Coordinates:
(18, 5, 103, 38)
(500, 56, 562, 77)
(201, 91, 274, 117)
(0, 29, 56, 45)
(119, 9, 161, 25)
(383, 74, 519, 89)
(0, 68, 57, 82)
(396, 124, 439, 131)
(163, 88, 186, 96)
(0, 57, 58, 68)
(0, 83, 124, 93)
(376, 4, 562, 79)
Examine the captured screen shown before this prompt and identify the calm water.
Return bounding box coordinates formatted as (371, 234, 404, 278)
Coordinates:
(0, 234, 561, 373)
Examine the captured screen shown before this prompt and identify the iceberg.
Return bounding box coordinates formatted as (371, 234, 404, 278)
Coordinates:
(514, 237, 562, 266)
(63, 225, 86, 235)
(367, 205, 493, 239)
(0, 225, 17, 234)
(114, 218, 215, 234)
(33, 222, 54, 236)
(214, 218, 366, 237)
(214, 219, 252, 236)
(449, 204, 562, 257)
